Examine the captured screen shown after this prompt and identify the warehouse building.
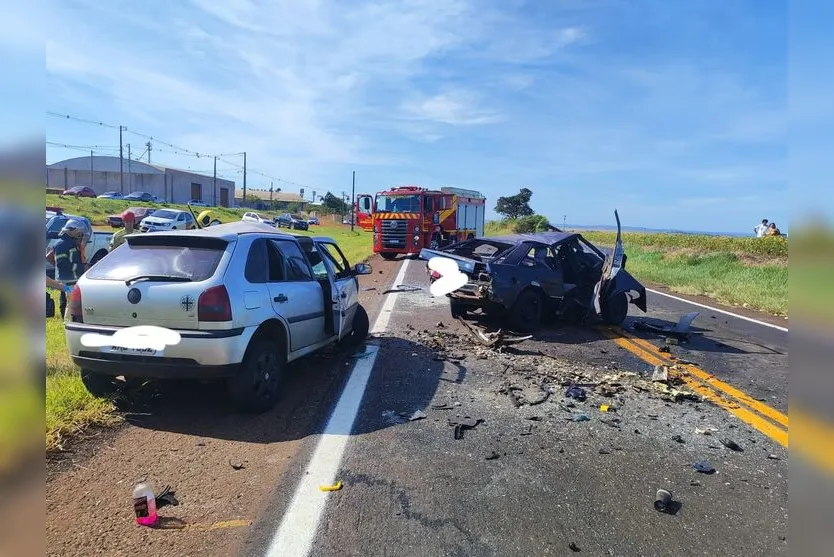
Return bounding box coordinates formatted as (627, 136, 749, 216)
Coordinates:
(46, 155, 236, 207)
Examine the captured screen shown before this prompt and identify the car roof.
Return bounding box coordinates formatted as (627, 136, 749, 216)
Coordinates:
(486, 231, 579, 245)
(135, 221, 302, 241)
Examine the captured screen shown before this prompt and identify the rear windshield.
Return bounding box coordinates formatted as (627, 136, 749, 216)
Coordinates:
(86, 239, 227, 282)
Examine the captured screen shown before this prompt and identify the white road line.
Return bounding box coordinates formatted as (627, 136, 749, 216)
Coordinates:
(265, 258, 411, 557)
(646, 287, 788, 333)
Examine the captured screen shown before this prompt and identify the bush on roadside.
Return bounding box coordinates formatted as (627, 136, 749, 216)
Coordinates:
(512, 215, 551, 233)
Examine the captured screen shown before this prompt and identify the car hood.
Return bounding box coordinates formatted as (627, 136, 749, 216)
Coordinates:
(142, 217, 175, 226)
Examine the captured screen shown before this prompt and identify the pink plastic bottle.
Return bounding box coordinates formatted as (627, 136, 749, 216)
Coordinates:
(133, 482, 158, 526)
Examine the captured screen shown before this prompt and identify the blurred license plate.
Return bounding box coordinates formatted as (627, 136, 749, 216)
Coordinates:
(103, 345, 160, 356)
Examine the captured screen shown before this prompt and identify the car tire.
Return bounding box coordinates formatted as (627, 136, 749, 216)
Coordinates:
(601, 292, 629, 326)
(342, 304, 370, 346)
(228, 338, 285, 414)
(380, 252, 397, 261)
(449, 298, 468, 319)
(509, 289, 544, 333)
(80, 369, 121, 398)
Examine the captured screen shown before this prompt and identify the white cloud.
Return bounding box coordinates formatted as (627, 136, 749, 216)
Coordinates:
(400, 91, 501, 126)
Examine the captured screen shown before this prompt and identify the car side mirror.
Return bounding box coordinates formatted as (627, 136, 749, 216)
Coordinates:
(353, 263, 372, 275)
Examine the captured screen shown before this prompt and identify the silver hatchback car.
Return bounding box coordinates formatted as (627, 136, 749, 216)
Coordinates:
(64, 221, 372, 412)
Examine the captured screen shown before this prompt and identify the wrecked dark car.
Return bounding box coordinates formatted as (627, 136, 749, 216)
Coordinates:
(419, 212, 647, 332)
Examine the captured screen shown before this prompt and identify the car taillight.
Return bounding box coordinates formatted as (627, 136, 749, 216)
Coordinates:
(198, 285, 232, 321)
(68, 284, 83, 323)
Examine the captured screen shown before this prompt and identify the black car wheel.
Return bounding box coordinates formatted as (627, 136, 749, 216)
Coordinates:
(228, 338, 285, 413)
(601, 292, 629, 326)
(341, 304, 369, 347)
(380, 252, 397, 261)
(449, 298, 468, 319)
(509, 289, 544, 332)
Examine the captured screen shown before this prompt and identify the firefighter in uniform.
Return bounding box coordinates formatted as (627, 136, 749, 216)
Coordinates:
(109, 210, 136, 251)
(46, 219, 86, 317)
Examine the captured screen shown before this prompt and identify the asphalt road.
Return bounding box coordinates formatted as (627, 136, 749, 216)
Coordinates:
(243, 256, 789, 557)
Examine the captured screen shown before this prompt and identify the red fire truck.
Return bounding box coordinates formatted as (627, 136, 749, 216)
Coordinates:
(361, 185, 486, 260)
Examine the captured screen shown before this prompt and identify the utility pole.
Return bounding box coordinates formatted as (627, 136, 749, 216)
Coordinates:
(351, 170, 355, 232)
(146, 141, 152, 163)
(270, 182, 274, 201)
(213, 156, 217, 206)
(243, 151, 247, 205)
(127, 144, 132, 192)
(119, 125, 124, 193)
(90, 150, 94, 185)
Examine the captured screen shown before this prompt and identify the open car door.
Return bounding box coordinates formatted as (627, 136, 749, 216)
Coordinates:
(356, 194, 374, 231)
(591, 210, 625, 315)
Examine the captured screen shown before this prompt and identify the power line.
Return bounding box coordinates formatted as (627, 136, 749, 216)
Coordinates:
(48, 110, 321, 191)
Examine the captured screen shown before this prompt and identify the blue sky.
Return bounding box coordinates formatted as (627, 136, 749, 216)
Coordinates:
(36, 0, 803, 233)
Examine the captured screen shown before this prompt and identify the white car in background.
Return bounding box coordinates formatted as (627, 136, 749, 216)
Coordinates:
(139, 209, 196, 232)
(241, 212, 274, 226)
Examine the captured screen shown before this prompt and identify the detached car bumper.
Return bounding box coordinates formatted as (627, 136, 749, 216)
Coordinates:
(64, 322, 257, 379)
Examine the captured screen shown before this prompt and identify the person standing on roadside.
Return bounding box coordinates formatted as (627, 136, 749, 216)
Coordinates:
(46, 219, 86, 317)
(109, 210, 137, 251)
(753, 218, 769, 237)
(765, 222, 782, 236)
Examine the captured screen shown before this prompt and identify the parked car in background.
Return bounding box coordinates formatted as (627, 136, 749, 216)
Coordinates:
(108, 207, 156, 228)
(45, 212, 113, 273)
(307, 216, 320, 226)
(138, 208, 196, 232)
(241, 212, 274, 226)
(123, 191, 159, 203)
(275, 213, 309, 230)
(62, 186, 96, 198)
(189, 200, 208, 207)
(97, 191, 124, 200)
(65, 221, 373, 412)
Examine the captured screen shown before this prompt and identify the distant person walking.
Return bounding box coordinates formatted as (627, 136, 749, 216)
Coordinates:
(754, 219, 769, 237)
(765, 222, 782, 236)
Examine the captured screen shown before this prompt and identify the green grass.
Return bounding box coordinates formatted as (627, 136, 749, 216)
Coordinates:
(485, 219, 788, 316)
(46, 294, 120, 452)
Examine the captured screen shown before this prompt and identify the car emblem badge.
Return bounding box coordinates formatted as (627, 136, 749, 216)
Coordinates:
(127, 288, 141, 304)
(181, 295, 195, 311)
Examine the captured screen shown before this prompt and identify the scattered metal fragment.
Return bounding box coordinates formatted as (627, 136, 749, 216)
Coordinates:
(436, 321, 445, 328)
(767, 454, 780, 460)
(565, 385, 587, 401)
(633, 312, 700, 341)
(409, 410, 427, 421)
(690, 480, 701, 487)
(319, 481, 343, 492)
(693, 461, 716, 474)
(695, 426, 718, 436)
(598, 448, 611, 455)
(658, 345, 671, 353)
(449, 417, 484, 440)
(569, 542, 581, 552)
(652, 365, 669, 383)
(485, 451, 500, 460)
(571, 414, 590, 423)
(654, 489, 672, 512)
(600, 418, 621, 428)
(671, 435, 685, 444)
(720, 438, 743, 452)
(431, 402, 456, 410)
(520, 424, 534, 436)
(457, 317, 532, 347)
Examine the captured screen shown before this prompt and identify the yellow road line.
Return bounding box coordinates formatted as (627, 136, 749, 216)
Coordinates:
(619, 331, 789, 428)
(596, 327, 788, 447)
(791, 406, 834, 472)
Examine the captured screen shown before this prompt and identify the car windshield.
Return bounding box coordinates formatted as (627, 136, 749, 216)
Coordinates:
(290, 214, 302, 220)
(87, 242, 225, 282)
(375, 194, 420, 212)
(150, 209, 179, 220)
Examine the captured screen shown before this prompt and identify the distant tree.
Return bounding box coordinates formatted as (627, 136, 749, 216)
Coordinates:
(495, 188, 534, 219)
(513, 214, 551, 233)
(322, 192, 349, 214)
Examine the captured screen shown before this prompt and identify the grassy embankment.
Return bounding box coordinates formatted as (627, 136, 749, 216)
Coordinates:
(45, 195, 374, 451)
(484, 220, 788, 317)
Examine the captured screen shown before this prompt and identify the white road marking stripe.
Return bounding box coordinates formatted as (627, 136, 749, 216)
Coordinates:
(370, 258, 411, 334)
(264, 258, 411, 557)
(646, 288, 788, 333)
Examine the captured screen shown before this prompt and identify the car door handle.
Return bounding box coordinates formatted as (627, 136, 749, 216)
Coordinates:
(274, 294, 288, 303)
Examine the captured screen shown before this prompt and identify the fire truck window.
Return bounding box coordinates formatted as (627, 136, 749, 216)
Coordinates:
(424, 197, 433, 212)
